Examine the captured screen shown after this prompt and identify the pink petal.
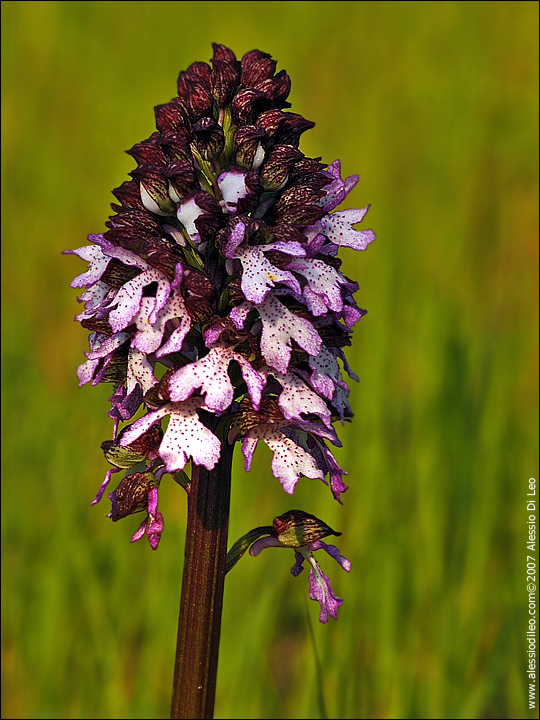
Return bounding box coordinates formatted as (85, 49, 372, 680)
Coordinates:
(257, 294, 322, 374)
(245, 425, 324, 494)
(169, 346, 264, 412)
(238, 246, 301, 303)
(319, 207, 376, 251)
(64, 245, 110, 288)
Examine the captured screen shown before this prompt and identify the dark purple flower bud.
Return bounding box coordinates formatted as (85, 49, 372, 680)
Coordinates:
(112, 180, 145, 211)
(162, 159, 198, 201)
(107, 234, 181, 281)
(192, 117, 225, 160)
(185, 61, 213, 90)
(104, 208, 162, 248)
(234, 125, 268, 169)
(241, 49, 277, 88)
(108, 471, 159, 520)
(211, 59, 239, 108)
(255, 109, 285, 139)
(272, 509, 340, 548)
(290, 158, 332, 191)
(158, 130, 193, 160)
(126, 134, 165, 166)
(154, 98, 190, 134)
(276, 113, 315, 146)
(130, 164, 176, 215)
(231, 88, 268, 127)
(259, 144, 303, 191)
(100, 258, 140, 289)
(269, 223, 307, 246)
(177, 76, 214, 121)
(257, 110, 315, 147)
(273, 185, 327, 227)
(254, 70, 291, 108)
(182, 266, 216, 322)
(211, 42, 237, 65)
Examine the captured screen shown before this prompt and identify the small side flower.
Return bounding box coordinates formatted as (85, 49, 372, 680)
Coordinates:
(228, 510, 351, 623)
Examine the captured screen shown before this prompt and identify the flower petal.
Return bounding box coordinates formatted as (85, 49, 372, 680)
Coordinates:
(245, 425, 324, 494)
(64, 245, 110, 288)
(308, 565, 343, 623)
(318, 159, 359, 212)
(218, 169, 250, 214)
(177, 196, 204, 244)
(257, 294, 322, 374)
(241, 436, 259, 471)
(109, 268, 171, 332)
(221, 220, 246, 258)
(132, 293, 191, 356)
(288, 257, 345, 314)
(291, 550, 305, 576)
(310, 540, 351, 572)
(169, 345, 264, 412)
(126, 348, 157, 395)
(120, 399, 221, 472)
(319, 207, 376, 251)
(237, 245, 301, 303)
(265, 368, 332, 428)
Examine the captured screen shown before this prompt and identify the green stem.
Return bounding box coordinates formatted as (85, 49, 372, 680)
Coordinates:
(170, 426, 234, 719)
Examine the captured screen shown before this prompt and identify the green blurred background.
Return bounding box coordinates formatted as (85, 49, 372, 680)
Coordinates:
(2, 1, 538, 718)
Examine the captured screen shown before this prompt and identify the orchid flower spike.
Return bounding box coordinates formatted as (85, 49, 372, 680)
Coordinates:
(65, 45, 374, 561)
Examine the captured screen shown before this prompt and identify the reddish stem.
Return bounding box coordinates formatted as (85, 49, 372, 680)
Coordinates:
(170, 430, 234, 719)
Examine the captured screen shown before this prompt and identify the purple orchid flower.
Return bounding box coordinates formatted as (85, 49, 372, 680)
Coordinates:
(227, 510, 351, 623)
(65, 43, 373, 616)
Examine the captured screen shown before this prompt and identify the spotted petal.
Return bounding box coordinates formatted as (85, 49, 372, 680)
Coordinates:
(108, 268, 171, 332)
(242, 426, 324, 494)
(75, 281, 112, 322)
(126, 348, 157, 396)
(169, 345, 264, 412)
(119, 399, 221, 472)
(237, 245, 301, 303)
(63, 245, 110, 288)
(257, 294, 322, 374)
(264, 368, 332, 428)
(132, 293, 191, 356)
(319, 207, 375, 251)
(287, 257, 345, 315)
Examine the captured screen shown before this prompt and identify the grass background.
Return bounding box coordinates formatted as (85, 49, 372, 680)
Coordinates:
(1, 1, 538, 718)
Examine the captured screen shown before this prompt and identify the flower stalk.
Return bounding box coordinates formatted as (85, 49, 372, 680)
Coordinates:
(170, 420, 234, 719)
(65, 42, 375, 720)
